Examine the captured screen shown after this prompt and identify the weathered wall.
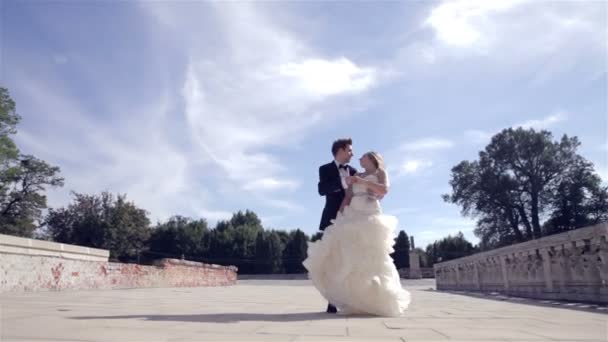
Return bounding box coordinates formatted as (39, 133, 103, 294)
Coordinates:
(0, 233, 109, 261)
(0, 234, 237, 293)
(434, 223, 608, 303)
(398, 267, 435, 279)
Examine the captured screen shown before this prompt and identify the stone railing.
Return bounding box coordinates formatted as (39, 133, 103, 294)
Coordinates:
(398, 267, 435, 279)
(0, 233, 109, 262)
(434, 222, 608, 303)
(0, 234, 238, 292)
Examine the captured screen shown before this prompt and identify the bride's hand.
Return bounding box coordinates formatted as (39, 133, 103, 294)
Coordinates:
(346, 176, 363, 185)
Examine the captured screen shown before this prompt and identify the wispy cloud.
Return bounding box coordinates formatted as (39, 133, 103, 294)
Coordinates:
(170, 3, 378, 196)
(5, 0, 605, 238)
(415, 216, 478, 247)
(464, 129, 494, 144)
(262, 199, 305, 212)
(420, 0, 606, 87)
(14, 79, 202, 222)
(425, 0, 528, 48)
(386, 207, 421, 216)
(425, 0, 604, 54)
(400, 160, 434, 175)
(243, 178, 300, 192)
(465, 111, 569, 145)
(278, 58, 376, 97)
(193, 209, 233, 223)
(401, 138, 454, 152)
(516, 111, 568, 130)
(597, 166, 608, 185)
(140, 2, 382, 215)
(14, 2, 382, 223)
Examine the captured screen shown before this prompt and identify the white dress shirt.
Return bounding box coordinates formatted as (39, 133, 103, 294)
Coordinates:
(334, 160, 349, 190)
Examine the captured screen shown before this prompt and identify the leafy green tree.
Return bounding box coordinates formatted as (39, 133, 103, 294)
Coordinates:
(254, 230, 284, 274)
(311, 232, 323, 242)
(149, 215, 209, 258)
(444, 127, 608, 249)
(390, 230, 410, 269)
(425, 232, 476, 266)
(283, 229, 309, 273)
(0, 87, 19, 164)
(44, 192, 150, 261)
(0, 87, 63, 237)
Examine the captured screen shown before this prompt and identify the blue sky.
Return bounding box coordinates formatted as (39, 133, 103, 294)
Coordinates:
(2, 0, 606, 248)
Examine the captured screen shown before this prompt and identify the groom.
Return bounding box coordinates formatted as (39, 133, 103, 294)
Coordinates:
(317, 138, 357, 313)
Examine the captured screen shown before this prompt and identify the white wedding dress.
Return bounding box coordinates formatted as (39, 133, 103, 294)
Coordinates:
(303, 173, 411, 317)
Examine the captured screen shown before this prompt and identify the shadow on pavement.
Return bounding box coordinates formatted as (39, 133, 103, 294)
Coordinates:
(71, 311, 355, 323)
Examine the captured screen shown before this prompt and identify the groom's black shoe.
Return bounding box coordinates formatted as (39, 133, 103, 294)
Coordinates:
(326, 303, 337, 313)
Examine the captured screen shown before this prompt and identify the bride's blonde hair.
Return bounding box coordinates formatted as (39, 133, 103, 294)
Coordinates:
(365, 151, 385, 171)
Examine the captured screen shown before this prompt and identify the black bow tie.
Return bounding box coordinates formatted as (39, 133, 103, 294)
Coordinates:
(339, 164, 348, 170)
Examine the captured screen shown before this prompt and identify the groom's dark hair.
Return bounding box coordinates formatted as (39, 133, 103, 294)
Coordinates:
(332, 138, 352, 156)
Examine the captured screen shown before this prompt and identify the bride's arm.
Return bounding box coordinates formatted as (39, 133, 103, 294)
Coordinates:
(339, 184, 354, 212)
(355, 169, 389, 196)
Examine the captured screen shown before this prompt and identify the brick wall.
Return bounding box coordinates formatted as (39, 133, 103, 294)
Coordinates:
(0, 254, 237, 292)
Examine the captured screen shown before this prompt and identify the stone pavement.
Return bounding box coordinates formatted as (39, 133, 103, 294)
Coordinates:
(1, 279, 606, 342)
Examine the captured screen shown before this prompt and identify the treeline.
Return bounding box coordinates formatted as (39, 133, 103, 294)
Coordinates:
(43, 192, 413, 273)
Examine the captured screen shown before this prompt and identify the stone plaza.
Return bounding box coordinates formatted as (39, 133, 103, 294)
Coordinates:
(2, 224, 608, 341)
(1, 278, 606, 342)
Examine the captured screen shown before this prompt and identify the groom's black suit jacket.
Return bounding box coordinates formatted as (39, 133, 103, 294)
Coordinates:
(318, 161, 357, 231)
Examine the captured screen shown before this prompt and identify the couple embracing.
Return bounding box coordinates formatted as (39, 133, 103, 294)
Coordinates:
(303, 138, 411, 317)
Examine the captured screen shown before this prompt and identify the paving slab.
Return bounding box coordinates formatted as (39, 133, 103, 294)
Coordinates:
(1, 279, 606, 342)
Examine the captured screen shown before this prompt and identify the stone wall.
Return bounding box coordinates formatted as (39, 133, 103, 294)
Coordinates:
(0, 233, 109, 261)
(0, 234, 237, 293)
(398, 267, 435, 279)
(434, 223, 608, 303)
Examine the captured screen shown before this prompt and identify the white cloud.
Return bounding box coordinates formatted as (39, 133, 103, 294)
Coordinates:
(464, 129, 494, 144)
(430, 217, 477, 230)
(263, 199, 305, 212)
(420, 0, 606, 87)
(401, 138, 454, 151)
(413, 216, 478, 248)
(10, 2, 383, 227)
(516, 111, 568, 129)
(243, 178, 299, 192)
(597, 166, 608, 185)
(259, 214, 287, 227)
(195, 209, 233, 223)
(13, 80, 209, 223)
(169, 3, 379, 203)
(386, 207, 421, 215)
(425, 0, 528, 48)
(465, 111, 569, 145)
(278, 58, 376, 97)
(401, 160, 434, 175)
(387, 138, 451, 180)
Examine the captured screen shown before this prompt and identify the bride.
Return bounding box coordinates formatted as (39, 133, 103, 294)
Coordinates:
(303, 151, 411, 317)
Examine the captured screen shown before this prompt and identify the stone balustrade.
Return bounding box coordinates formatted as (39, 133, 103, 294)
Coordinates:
(398, 267, 435, 279)
(0, 233, 109, 261)
(434, 222, 608, 303)
(1, 233, 237, 292)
